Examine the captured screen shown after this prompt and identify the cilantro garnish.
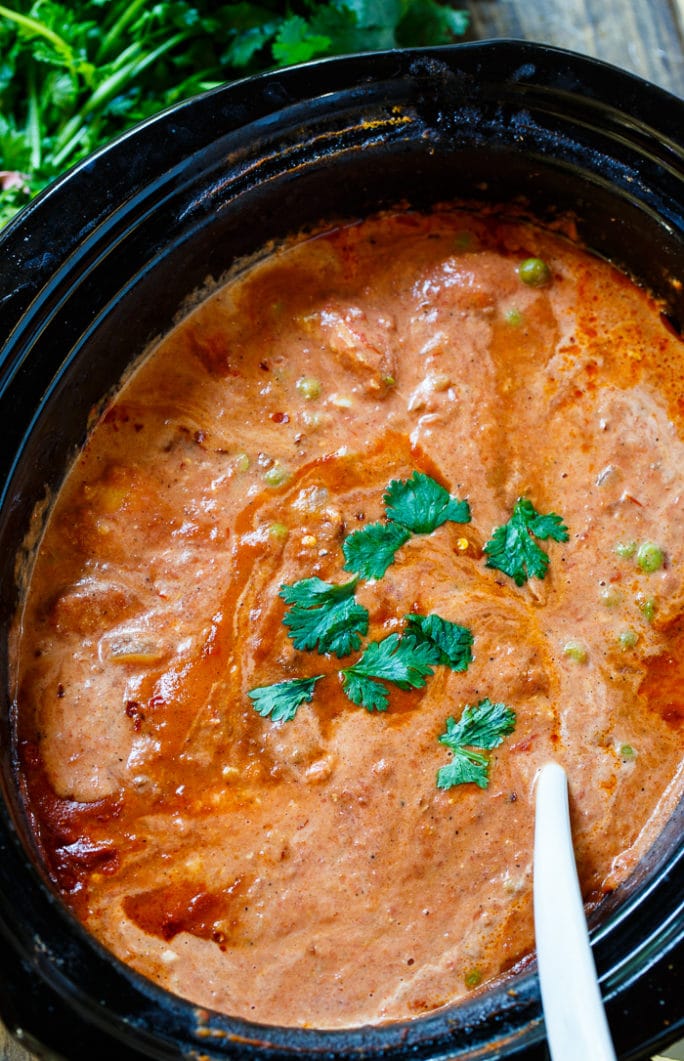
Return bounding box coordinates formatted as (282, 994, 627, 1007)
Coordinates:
(248, 675, 323, 722)
(342, 473, 470, 580)
(436, 698, 516, 789)
(248, 476, 561, 803)
(280, 577, 368, 657)
(340, 634, 437, 711)
(342, 521, 411, 580)
(384, 471, 471, 534)
(404, 613, 473, 672)
(483, 498, 569, 586)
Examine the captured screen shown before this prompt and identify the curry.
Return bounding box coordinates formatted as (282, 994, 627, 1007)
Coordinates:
(10, 209, 684, 1028)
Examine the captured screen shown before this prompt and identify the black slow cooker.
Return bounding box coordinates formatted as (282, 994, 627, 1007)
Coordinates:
(0, 42, 682, 1061)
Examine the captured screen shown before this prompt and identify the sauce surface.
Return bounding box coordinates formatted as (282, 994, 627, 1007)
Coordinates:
(11, 209, 684, 1028)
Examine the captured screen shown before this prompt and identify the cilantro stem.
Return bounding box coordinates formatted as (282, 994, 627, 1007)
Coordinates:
(96, 0, 150, 64)
(26, 64, 42, 172)
(50, 127, 86, 173)
(0, 5, 74, 67)
(170, 70, 223, 100)
(84, 35, 189, 118)
(52, 33, 188, 168)
(110, 41, 148, 75)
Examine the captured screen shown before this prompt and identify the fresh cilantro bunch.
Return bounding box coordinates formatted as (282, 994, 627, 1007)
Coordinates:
(436, 698, 516, 789)
(0, 0, 469, 228)
(484, 498, 569, 586)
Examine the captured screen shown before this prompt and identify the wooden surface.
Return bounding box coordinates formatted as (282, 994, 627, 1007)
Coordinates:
(1, 1, 682, 1059)
(466, 0, 684, 97)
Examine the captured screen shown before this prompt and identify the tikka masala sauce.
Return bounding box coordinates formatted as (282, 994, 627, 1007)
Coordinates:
(11, 209, 684, 1028)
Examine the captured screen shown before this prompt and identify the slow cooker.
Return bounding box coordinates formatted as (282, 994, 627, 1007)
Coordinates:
(0, 42, 682, 1061)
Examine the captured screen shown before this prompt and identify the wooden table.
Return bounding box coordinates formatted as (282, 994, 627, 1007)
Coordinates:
(467, 0, 684, 97)
(1, 2, 682, 1059)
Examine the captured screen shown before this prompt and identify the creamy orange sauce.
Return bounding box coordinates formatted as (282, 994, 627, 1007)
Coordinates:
(11, 209, 684, 1028)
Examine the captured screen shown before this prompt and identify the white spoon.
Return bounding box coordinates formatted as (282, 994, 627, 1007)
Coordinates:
(533, 761, 617, 1061)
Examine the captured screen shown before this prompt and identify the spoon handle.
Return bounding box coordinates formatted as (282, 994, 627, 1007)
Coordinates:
(534, 761, 617, 1061)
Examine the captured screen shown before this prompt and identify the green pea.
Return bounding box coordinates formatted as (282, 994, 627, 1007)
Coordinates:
(563, 640, 588, 663)
(296, 376, 321, 400)
(636, 541, 664, 573)
(269, 522, 289, 541)
(619, 744, 637, 760)
(505, 307, 523, 326)
(637, 595, 656, 623)
(615, 540, 637, 559)
(234, 452, 250, 472)
(464, 968, 482, 989)
(518, 257, 551, 287)
(264, 462, 288, 487)
(618, 629, 639, 650)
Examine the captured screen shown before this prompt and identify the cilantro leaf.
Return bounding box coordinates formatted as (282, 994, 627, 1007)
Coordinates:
(280, 577, 368, 658)
(248, 675, 323, 722)
(340, 670, 390, 712)
(522, 501, 570, 542)
(271, 14, 331, 65)
(436, 747, 492, 789)
(384, 472, 471, 534)
(436, 698, 516, 789)
(348, 633, 436, 688)
(404, 613, 473, 672)
(396, 0, 469, 46)
(442, 698, 517, 749)
(341, 633, 436, 710)
(342, 472, 470, 580)
(342, 521, 411, 580)
(484, 497, 569, 586)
